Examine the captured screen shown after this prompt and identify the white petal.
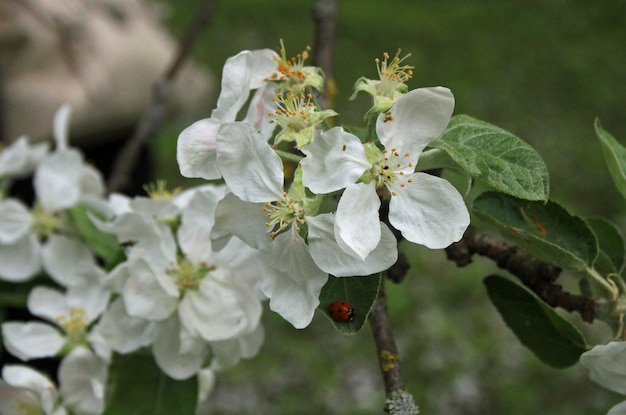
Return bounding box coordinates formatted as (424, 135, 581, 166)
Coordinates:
(153, 316, 208, 380)
(335, 182, 381, 259)
(53, 104, 72, 151)
(308, 213, 398, 276)
(0, 136, 49, 178)
(27, 286, 68, 323)
(178, 268, 262, 342)
(58, 347, 107, 415)
(212, 51, 255, 121)
(77, 164, 105, 199)
(89, 298, 156, 355)
(247, 49, 280, 89)
(211, 192, 272, 251)
(1, 365, 59, 414)
(177, 118, 222, 179)
(376, 87, 454, 157)
(2, 322, 65, 360)
(0, 235, 41, 282)
(301, 127, 370, 194)
(41, 235, 96, 287)
(608, 401, 626, 415)
(178, 188, 222, 262)
(244, 84, 277, 138)
(34, 150, 83, 212)
(91, 212, 176, 268)
(210, 324, 265, 371)
(581, 342, 626, 395)
(388, 173, 469, 248)
(260, 233, 328, 328)
(217, 122, 284, 202)
(0, 199, 32, 243)
(122, 259, 178, 321)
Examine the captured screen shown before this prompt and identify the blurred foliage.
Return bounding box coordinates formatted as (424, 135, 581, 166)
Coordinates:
(153, 0, 626, 413)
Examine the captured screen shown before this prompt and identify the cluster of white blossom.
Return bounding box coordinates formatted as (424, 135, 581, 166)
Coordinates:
(0, 106, 264, 414)
(177, 45, 470, 328)
(0, 44, 471, 413)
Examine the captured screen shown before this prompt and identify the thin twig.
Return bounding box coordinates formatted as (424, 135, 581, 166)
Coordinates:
(446, 229, 596, 323)
(369, 281, 419, 414)
(311, 0, 339, 110)
(106, 0, 217, 194)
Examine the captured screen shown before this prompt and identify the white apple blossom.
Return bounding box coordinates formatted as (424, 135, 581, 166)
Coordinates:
(2, 283, 109, 361)
(92, 185, 265, 378)
(351, 49, 414, 118)
(0, 105, 107, 282)
(0, 365, 66, 415)
(0, 136, 49, 180)
(301, 87, 470, 259)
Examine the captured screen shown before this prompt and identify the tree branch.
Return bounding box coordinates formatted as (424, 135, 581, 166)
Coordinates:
(369, 280, 419, 414)
(106, 0, 217, 194)
(446, 229, 596, 323)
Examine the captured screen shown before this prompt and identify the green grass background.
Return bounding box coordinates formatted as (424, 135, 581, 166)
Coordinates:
(154, 1, 626, 413)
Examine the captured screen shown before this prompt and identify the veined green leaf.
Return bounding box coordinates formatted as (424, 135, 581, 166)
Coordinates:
(431, 115, 549, 201)
(595, 118, 626, 200)
(103, 353, 198, 415)
(319, 273, 381, 334)
(484, 275, 587, 368)
(472, 192, 598, 271)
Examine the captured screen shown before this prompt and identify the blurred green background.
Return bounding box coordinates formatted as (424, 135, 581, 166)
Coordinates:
(154, 1, 626, 413)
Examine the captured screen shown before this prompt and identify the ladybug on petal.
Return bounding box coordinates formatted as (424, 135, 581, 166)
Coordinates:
(328, 301, 355, 322)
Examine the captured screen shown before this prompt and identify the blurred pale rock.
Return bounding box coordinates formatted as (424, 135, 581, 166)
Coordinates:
(0, 0, 213, 144)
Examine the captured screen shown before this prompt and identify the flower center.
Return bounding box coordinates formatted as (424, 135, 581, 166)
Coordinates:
(56, 307, 88, 346)
(144, 180, 182, 201)
(167, 258, 212, 295)
(375, 50, 414, 97)
(17, 399, 43, 415)
(269, 88, 316, 129)
(30, 204, 60, 238)
(263, 192, 306, 241)
(270, 41, 311, 84)
(370, 148, 414, 196)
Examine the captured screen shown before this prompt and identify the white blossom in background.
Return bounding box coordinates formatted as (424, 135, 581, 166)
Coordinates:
(0, 136, 49, 180)
(92, 185, 266, 379)
(1, 282, 109, 362)
(0, 365, 66, 415)
(0, 105, 107, 282)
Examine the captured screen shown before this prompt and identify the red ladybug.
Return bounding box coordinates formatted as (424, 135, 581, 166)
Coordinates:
(328, 301, 355, 322)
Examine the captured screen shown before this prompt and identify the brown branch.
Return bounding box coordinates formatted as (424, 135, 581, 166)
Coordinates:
(369, 280, 419, 414)
(106, 0, 217, 194)
(311, 0, 339, 109)
(446, 229, 596, 323)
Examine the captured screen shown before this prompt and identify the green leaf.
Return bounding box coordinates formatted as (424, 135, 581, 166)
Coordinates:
(319, 273, 381, 334)
(103, 353, 198, 415)
(484, 275, 587, 368)
(595, 118, 626, 200)
(472, 192, 598, 271)
(431, 114, 549, 201)
(65, 204, 125, 269)
(586, 216, 626, 273)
